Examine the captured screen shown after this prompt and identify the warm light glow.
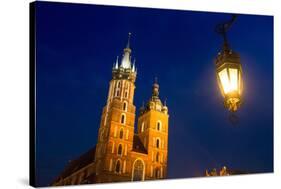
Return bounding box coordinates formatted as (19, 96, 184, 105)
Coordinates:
(218, 67, 239, 95)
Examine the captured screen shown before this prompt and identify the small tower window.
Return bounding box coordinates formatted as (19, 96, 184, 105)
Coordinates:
(156, 121, 162, 131)
(123, 102, 127, 111)
(119, 128, 124, 139)
(121, 114, 126, 124)
(115, 81, 121, 97)
(117, 81, 121, 88)
(156, 138, 160, 148)
(124, 91, 128, 98)
(115, 160, 121, 173)
(117, 144, 122, 156)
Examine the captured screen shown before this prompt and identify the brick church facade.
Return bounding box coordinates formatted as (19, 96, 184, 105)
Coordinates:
(52, 34, 169, 186)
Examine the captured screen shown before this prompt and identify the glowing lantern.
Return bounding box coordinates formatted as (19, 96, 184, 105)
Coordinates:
(215, 48, 243, 112)
(215, 15, 243, 112)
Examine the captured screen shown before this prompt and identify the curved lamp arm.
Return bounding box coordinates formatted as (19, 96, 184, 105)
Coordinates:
(215, 14, 238, 50)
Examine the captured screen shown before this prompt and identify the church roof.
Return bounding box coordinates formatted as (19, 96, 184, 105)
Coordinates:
(51, 146, 96, 184)
(52, 135, 147, 184)
(132, 135, 147, 154)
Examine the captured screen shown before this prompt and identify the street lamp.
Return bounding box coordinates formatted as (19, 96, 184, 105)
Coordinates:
(215, 15, 243, 112)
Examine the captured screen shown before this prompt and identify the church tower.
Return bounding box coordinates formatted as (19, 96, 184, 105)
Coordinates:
(137, 78, 169, 179)
(51, 33, 170, 186)
(95, 33, 137, 182)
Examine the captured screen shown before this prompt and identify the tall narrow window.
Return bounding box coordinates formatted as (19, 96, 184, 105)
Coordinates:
(115, 160, 121, 173)
(119, 128, 124, 139)
(115, 81, 121, 97)
(123, 102, 127, 111)
(121, 114, 126, 124)
(156, 121, 162, 131)
(156, 138, 160, 148)
(117, 144, 122, 156)
(124, 91, 128, 98)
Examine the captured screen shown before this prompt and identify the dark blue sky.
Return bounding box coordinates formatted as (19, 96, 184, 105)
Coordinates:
(35, 1, 273, 186)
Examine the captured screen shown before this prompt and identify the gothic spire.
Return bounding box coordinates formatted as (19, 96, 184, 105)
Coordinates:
(121, 32, 132, 69)
(126, 32, 131, 49)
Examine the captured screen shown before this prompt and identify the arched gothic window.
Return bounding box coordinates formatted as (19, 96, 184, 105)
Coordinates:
(124, 91, 128, 98)
(114, 81, 121, 97)
(123, 102, 127, 111)
(115, 160, 121, 173)
(156, 138, 160, 148)
(156, 121, 162, 131)
(121, 114, 126, 124)
(117, 144, 122, 156)
(117, 81, 121, 88)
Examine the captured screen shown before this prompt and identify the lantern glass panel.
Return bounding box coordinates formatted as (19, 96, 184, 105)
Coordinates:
(218, 68, 230, 94)
(229, 68, 238, 92)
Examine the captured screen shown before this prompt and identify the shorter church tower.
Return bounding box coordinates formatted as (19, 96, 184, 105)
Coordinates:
(137, 78, 169, 179)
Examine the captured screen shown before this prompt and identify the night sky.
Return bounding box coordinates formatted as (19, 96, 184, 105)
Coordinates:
(34, 1, 273, 186)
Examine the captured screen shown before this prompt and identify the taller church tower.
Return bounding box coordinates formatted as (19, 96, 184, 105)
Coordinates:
(95, 33, 137, 182)
(51, 33, 169, 186)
